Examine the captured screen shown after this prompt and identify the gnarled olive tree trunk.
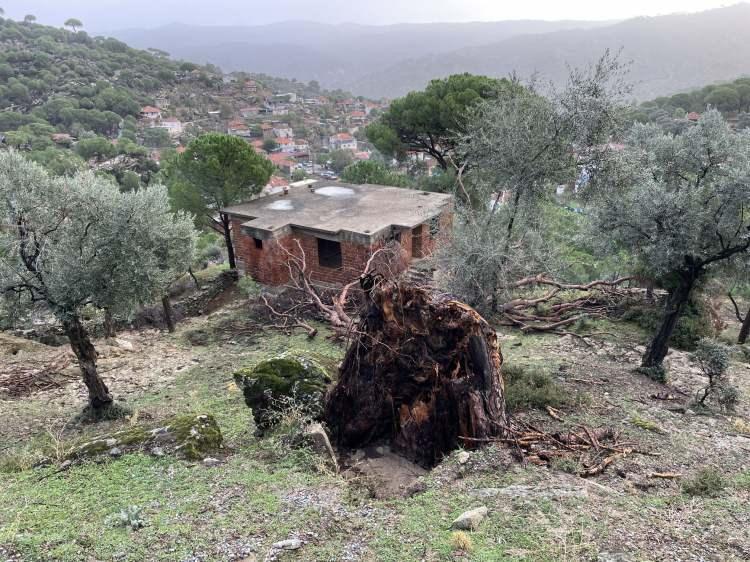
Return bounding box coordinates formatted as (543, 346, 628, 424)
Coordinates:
(642, 265, 701, 369)
(61, 314, 113, 409)
(325, 280, 509, 467)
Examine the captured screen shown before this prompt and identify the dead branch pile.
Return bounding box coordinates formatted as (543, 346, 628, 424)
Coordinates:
(260, 240, 402, 337)
(499, 275, 639, 334)
(325, 279, 509, 468)
(0, 351, 75, 398)
(464, 420, 647, 477)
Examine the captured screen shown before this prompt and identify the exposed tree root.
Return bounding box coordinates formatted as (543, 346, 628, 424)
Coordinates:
(326, 279, 510, 468)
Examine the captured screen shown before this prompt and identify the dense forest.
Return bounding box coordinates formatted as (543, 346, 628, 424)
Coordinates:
(0, 15, 194, 182)
(631, 76, 750, 131)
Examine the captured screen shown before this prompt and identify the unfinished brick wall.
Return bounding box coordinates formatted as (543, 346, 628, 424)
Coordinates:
(230, 208, 452, 287)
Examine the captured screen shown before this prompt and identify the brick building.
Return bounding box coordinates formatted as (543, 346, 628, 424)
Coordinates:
(223, 182, 453, 286)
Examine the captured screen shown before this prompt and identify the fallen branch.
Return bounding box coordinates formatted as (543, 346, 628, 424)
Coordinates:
(0, 351, 75, 398)
(277, 240, 399, 336)
(260, 294, 318, 338)
(498, 275, 639, 335)
(649, 472, 682, 479)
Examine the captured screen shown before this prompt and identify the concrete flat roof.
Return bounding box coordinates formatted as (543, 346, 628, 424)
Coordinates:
(223, 181, 453, 243)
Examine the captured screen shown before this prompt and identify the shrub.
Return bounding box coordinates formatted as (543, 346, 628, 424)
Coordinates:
(450, 531, 473, 553)
(504, 364, 567, 411)
(238, 275, 261, 300)
(621, 297, 714, 351)
(682, 468, 726, 497)
(108, 505, 146, 530)
(692, 338, 738, 411)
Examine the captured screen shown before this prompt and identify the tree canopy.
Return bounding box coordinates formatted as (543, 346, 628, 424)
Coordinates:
(366, 73, 513, 170)
(340, 160, 410, 187)
(590, 110, 750, 369)
(0, 150, 196, 411)
(169, 133, 274, 269)
(64, 18, 83, 32)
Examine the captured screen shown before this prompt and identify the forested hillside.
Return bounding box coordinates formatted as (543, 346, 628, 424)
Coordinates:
(632, 76, 750, 131)
(0, 15, 191, 180)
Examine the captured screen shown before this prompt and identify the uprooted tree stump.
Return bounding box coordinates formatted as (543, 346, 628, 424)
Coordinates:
(325, 280, 510, 468)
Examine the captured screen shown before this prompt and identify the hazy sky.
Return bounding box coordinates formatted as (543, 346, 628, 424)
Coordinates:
(1, 0, 739, 30)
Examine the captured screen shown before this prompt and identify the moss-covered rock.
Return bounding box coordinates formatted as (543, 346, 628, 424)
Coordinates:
(165, 414, 224, 460)
(233, 352, 331, 430)
(67, 414, 223, 461)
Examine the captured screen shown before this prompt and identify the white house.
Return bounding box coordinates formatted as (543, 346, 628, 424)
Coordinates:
(276, 137, 296, 154)
(273, 124, 294, 138)
(155, 117, 183, 137)
(140, 106, 162, 120)
(329, 133, 357, 151)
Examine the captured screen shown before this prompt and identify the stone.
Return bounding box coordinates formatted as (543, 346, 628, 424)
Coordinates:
(404, 480, 427, 498)
(272, 539, 302, 550)
(150, 447, 165, 457)
(451, 506, 488, 530)
(66, 414, 223, 461)
(303, 423, 338, 472)
(203, 457, 221, 467)
(233, 352, 331, 430)
(114, 338, 134, 351)
(456, 451, 471, 465)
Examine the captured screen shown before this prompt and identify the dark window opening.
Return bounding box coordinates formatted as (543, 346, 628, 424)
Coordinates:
(429, 216, 441, 237)
(317, 238, 342, 268)
(253, 237, 263, 250)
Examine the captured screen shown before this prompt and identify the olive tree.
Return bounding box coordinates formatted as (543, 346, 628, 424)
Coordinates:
(590, 110, 750, 370)
(439, 51, 629, 311)
(0, 151, 196, 414)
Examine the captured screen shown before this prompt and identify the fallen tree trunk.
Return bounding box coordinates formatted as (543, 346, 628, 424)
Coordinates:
(325, 280, 509, 468)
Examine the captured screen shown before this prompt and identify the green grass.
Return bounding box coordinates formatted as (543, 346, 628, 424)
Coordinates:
(630, 414, 664, 433)
(370, 489, 596, 561)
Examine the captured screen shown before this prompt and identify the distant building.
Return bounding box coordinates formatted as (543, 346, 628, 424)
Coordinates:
(260, 123, 275, 140)
(227, 120, 251, 137)
(329, 133, 357, 151)
(267, 153, 296, 174)
(276, 137, 296, 153)
(273, 124, 294, 138)
(140, 106, 162, 120)
(687, 112, 701, 122)
(240, 107, 261, 118)
(156, 117, 183, 137)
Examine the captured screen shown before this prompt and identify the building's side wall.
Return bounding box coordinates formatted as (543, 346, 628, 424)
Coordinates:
(230, 206, 452, 287)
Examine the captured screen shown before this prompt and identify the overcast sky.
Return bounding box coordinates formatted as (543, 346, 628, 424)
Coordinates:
(1, 0, 739, 30)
